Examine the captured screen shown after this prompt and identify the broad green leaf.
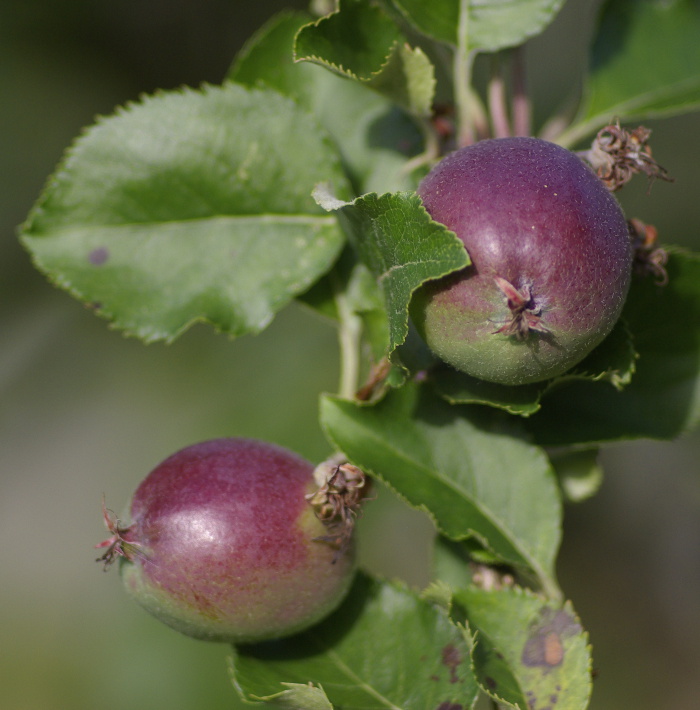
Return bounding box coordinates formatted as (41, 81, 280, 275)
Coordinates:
(230, 573, 479, 710)
(295, 1, 436, 116)
(390, 0, 566, 52)
(559, 0, 700, 148)
(313, 186, 469, 355)
(320, 383, 562, 598)
(20, 83, 349, 342)
(230, 11, 424, 194)
(455, 586, 592, 710)
(526, 250, 700, 445)
(432, 318, 637, 417)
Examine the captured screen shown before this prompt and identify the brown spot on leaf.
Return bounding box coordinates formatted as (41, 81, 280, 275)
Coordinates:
(521, 608, 580, 670)
(441, 643, 462, 683)
(88, 247, 109, 266)
(436, 703, 462, 710)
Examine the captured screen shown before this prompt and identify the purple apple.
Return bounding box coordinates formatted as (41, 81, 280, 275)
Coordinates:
(411, 137, 632, 385)
(97, 438, 356, 643)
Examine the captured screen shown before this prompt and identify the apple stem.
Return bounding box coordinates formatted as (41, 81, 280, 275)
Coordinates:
(454, 0, 476, 147)
(400, 116, 441, 175)
(332, 269, 363, 400)
(488, 53, 512, 138)
(511, 46, 531, 137)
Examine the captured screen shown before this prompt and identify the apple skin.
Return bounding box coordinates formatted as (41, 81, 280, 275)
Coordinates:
(118, 438, 355, 643)
(411, 137, 632, 385)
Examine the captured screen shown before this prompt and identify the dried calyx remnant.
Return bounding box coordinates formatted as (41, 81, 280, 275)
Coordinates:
(580, 123, 673, 193)
(95, 498, 142, 569)
(492, 276, 550, 340)
(307, 455, 369, 559)
(579, 123, 671, 287)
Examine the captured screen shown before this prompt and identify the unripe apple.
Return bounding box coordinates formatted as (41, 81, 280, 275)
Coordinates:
(411, 137, 632, 385)
(97, 438, 357, 643)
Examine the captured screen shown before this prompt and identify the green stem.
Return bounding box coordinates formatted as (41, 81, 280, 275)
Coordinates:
(511, 46, 531, 137)
(454, 0, 475, 146)
(333, 272, 363, 399)
(488, 53, 511, 138)
(554, 116, 604, 150)
(401, 116, 440, 175)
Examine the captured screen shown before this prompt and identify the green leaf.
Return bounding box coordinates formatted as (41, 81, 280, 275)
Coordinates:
(294, 0, 436, 117)
(230, 573, 479, 710)
(434, 369, 548, 417)
(562, 317, 637, 389)
(245, 682, 334, 710)
(559, 0, 700, 147)
(391, 0, 566, 52)
(20, 83, 349, 343)
(455, 586, 592, 710)
(526, 250, 700, 445)
(431, 318, 637, 417)
(296, 1, 404, 81)
(320, 383, 562, 598)
(313, 187, 469, 356)
(431, 538, 476, 594)
(230, 11, 424, 194)
(364, 43, 437, 119)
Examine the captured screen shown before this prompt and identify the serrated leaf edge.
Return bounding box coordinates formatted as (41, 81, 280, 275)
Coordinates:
(19, 82, 349, 344)
(458, 585, 593, 710)
(319, 393, 561, 600)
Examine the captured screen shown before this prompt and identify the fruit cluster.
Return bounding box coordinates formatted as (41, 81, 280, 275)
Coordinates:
(100, 137, 637, 642)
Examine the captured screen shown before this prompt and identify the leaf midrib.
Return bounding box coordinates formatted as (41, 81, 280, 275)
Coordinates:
(326, 401, 554, 588)
(29, 213, 339, 235)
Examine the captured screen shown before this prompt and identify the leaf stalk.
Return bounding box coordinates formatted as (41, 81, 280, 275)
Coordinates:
(454, 0, 475, 146)
(333, 271, 363, 399)
(488, 54, 512, 138)
(511, 46, 531, 137)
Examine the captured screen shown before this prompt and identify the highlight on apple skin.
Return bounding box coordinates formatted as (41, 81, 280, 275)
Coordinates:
(411, 137, 633, 385)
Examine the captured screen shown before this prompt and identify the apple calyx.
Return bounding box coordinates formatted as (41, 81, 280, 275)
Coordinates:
(492, 276, 550, 340)
(95, 498, 144, 570)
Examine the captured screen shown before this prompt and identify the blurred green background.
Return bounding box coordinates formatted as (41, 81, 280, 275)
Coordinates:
(1, 1, 698, 708)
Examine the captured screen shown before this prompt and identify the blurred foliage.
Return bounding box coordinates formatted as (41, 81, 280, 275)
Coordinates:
(1, 1, 699, 710)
